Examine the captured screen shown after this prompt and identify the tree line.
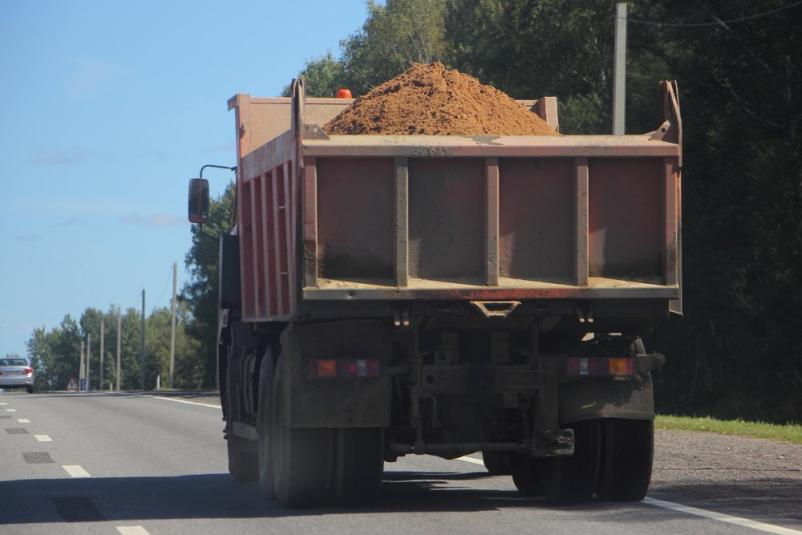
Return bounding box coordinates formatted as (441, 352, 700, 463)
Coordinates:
(18, 0, 801, 422)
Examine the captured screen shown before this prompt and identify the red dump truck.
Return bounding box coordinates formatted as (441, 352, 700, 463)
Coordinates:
(187, 79, 682, 507)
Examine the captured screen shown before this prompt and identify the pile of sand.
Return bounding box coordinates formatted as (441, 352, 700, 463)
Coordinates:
(324, 63, 558, 136)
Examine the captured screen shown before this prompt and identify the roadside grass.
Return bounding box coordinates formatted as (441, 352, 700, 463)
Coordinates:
(656, 415, 802, 445)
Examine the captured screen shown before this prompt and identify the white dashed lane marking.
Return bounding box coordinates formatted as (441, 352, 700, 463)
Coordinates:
(116, 526, 151, 535)
(62, 465, 91, 478)
(17, 418, 31, 423)
(457, 455, 485, 466)
(150, 395, 221, 409)
(35, 435, 53, 442)
(643, 497, 802, 535)
(5, 408, 17, 412)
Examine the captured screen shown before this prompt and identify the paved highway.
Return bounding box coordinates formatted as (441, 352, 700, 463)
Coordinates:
(1, 392, 800, 535)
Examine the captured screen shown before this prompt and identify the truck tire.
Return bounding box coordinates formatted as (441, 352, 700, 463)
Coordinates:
(511, 455, 543, 496)
(270, 357, 384, 507)
(256, 348, 276, 498)
(270, 357, 335, 507)
(482, 451, 512, 475)
(596, 418, 653, 501)
(227, 435, 257, 481)
(538, 419, 601, 503)
(225, 346, 257, 482)
(332, 427, 384, 505)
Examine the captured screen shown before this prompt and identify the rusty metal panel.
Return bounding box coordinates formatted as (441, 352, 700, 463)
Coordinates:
(278, 164, 292, 315)
(228, 95, 350, 158)
(252, 176, 265, 317)
(259, 171, 274, 317)
(316, 158, 395, 282)
(231, 86, 682, 313)
(240, 180, 255, 318)
(272, 166, 286, 315)
(408, 158, 485, 282)
(498, 158, 575, 282)
(588, 158, 663, 280)
(266, 169, 279, 316)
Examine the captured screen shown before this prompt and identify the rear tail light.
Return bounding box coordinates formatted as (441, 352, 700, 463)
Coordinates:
(23, 367, 33, 376)
(308, 358, 380, 378)
(564, 357, 635, 377)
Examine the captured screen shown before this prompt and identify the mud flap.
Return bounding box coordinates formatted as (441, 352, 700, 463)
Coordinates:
(280, 320, 392, 428)
(559, 373, 655, 424)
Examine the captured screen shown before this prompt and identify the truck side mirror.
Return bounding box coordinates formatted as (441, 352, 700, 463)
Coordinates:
(188, 178, 209, 224)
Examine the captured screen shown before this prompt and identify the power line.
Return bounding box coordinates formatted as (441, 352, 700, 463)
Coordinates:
(622, 1, 802, 28)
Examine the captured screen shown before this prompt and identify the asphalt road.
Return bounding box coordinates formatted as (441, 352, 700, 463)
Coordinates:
(1, 391, 800, 535)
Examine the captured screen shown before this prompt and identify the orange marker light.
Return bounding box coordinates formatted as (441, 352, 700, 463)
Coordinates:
(608, 357, 634, 376)
(316, 359, 338, 378)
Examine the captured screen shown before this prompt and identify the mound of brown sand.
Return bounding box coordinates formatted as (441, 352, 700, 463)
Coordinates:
(324, 63, 558, 136)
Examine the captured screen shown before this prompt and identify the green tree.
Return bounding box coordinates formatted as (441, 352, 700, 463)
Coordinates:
(341, 0, 447, 95)
(146, 304, 202, 389)
(183, 182, 235, 388)
(282, 52, 347, 98)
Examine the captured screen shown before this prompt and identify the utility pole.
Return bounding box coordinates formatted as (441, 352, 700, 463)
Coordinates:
(79, 340, 86, 391)
(86, 333, 92, 391)
(116, 312, 122, 391)
(99, 318, 105, 391)
(613, 1, 627, 135)
(169, 262, 177, 389)
(140, 289, 146, 391)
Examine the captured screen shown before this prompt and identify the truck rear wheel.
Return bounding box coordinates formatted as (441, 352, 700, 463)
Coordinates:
(511, 455, 543, 496)
(538, 419, 601, 503)
(596, 418, 653, 501)
(270, 357, 384, 507)
(270, 358, 332, 506)
(332, 427, 384, 505)
(482, 451, 512, 475)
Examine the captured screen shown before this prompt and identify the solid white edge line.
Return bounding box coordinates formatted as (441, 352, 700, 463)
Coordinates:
(643, 497, 802, 535)
(457, 455, 486, 467)
(453, 456, 802, 534)
(149, 395, 221, 409)
(62, 465, 91, 478)
(35, 434, 53, 442)
(116, 527, 151, 535)
(17, 418, 31, 423)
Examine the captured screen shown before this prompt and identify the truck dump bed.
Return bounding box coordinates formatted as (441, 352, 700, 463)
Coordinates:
(228, 82, 682, 322)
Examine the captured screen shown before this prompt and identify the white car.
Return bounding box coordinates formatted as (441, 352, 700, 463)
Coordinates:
(0, 357, 34, 393)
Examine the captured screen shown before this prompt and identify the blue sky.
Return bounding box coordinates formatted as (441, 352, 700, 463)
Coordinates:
(0, 1, 371, 357)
